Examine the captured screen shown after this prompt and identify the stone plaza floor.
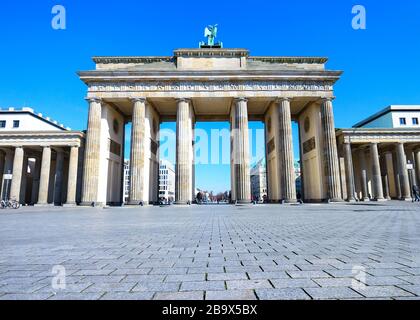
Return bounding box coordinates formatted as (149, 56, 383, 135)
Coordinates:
(0, 201, 420, 300)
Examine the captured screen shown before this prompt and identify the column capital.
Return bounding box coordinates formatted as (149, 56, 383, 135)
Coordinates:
(176, 98, 192, 104)
(131, 97, 147, 104)
(85, 97, 102, 103)
(275, 97, 291, 103)
(320, 97, 336, 104)
(234, 97, 248, 103)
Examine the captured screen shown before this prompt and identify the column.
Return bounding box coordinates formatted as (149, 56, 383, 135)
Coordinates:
(81, 98, 102, 206)
(415, 148, 420, 187)
(37, 146, 52, 206)
(19, 156, 29, 204)
(10, 147, 24, 202)
(54, 150, 64, 205)
(358, 149, 369, 201)
(175, 98, 194, 204)
(0, 151, 5, 195)
(129, 98, 146, 205)
(343, 142, 356, 202)
(321, 99, 342, 202)
(31, 157, 42, 204)
(370, 143, 385, 201)
(2, 151, 14, 200)
(65, 146, 79, 206)
(231, 98, 251, 204)
(396, 143, 411, 201)
(277, 98, 297, 203)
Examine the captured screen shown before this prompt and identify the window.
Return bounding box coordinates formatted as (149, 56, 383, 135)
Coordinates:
(413, 118, 419, 125)
(399, 118, 407, 125)
(13, 120, 20, 128)
(0, 121, 5, 128)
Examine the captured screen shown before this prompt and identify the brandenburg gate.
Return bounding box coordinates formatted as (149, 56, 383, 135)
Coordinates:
(78, 48, 343, 206)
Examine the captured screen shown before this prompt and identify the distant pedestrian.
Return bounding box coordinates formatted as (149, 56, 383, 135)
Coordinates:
(412, 185, 420, 202)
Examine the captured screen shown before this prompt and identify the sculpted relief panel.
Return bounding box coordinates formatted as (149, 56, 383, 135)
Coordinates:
(88, 80, 334, 93)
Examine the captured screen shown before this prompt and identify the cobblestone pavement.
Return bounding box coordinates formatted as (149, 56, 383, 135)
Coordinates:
(1, 202, 420, 300)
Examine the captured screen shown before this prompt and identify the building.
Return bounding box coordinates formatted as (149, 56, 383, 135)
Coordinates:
(158, 160, 175, 203)
(78, 47, 343, 206)
(123, 160, 130, 204)
(250, 159, 267, 202)
(354, 105, 420, 129)
(0, 107, 84, 205)
(337, 105, 420, 202)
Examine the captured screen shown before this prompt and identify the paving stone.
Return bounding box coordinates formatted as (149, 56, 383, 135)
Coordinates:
(354, 286, 415, 298)
(0, 293, 52, 300)
(100, 291, 155, 300)
(304, 287, 363, 300)
(248, 271, 289, 280)
(205, 290, 257, 300)
(180, 281, 225, 292)
(271, 278, 319, 289)
(397, 285, 420, 296)
(47, 292, 104, 300)
(132, 282, 181, 292)
(256, 288, 311, 300)
(207, 273, 248, 281)
(226, 280, 272, 290)
(165, 274, 205, 282)
(287, 271, 331, 279)
(83, 282, 137, 293)
(154, 291, 204, 300)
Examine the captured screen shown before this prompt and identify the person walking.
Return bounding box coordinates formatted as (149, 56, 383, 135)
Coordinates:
(412, 185, 420, 202)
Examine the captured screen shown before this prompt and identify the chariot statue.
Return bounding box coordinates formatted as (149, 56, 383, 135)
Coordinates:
(199, 24, 223, 48)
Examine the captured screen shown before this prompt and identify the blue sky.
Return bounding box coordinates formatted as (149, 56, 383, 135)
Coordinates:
(1, 0, 419, 193)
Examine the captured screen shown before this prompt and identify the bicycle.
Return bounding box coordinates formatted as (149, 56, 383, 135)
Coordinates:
(0, 199, 21, 209)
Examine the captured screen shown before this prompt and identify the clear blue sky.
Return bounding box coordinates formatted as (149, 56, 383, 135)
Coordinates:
(1, 0, 419, 193)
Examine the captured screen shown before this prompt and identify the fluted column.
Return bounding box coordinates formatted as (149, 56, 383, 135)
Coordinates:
(37, 146, 52, 206)
(53, 150, 64, 205)
(396, 143, 411, 201)
(415, 149, 420, 187)
(2, 151, 13, 200)
(129, 98, 146, 205)
(321, 99, 342, 202)
(20, 156, 29, 204)
(0, 151, 5, 196)
(175, 98, 194, 204)
(81, 98, 102, 206)
(370, 143, 385, 201)
(64, 146, 79, 206)
(231, 98, 251, 204)
(343, 142, 356, 202)
(358, 149, 369, 201)
(10, 147, 24, 202)
(277, 98, 296, 203)
(31, 157, 42, 205)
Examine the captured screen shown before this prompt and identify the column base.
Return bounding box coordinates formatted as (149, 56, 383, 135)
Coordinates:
(34, 203, 54, 207)
(63, 203, 77, 208)
(361, 198, 370, 202)
(346, 198, 357, 203)
(401, 197, 412, 202)
(126, 201, 147, 206)
(373, 198, 387, 202)
(281, 199, 298, 204)
(174, 201, 192, 205)
(236, 200, 251, 205)
(79, 202, 106, 207)
(327, 198, 345, 203)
